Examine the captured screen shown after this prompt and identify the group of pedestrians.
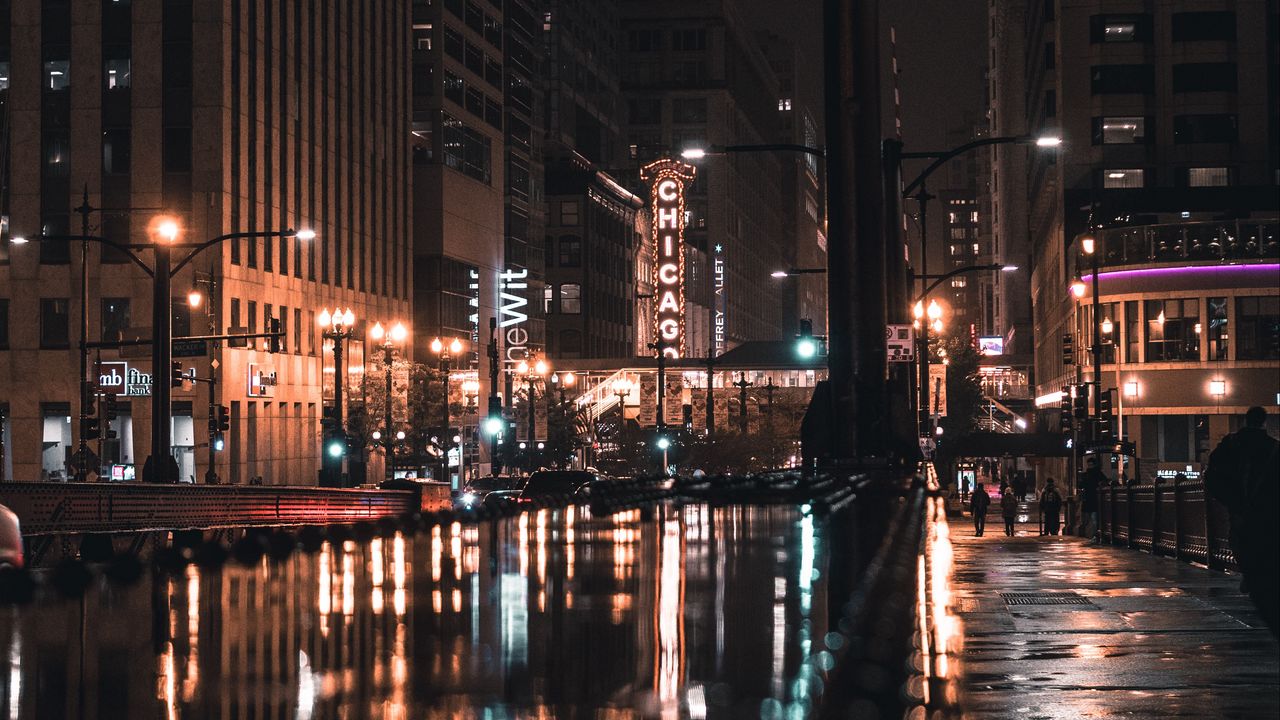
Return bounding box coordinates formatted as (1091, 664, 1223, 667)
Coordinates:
(969, 478, 1065, 537)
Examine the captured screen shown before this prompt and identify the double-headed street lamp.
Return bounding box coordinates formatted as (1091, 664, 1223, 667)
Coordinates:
(318, 307, 356, 485)
(14, 218, 314, 482)
(370, 320, 408, 482)
(430, 336, 464, 485)
(515, 356, 549, 470)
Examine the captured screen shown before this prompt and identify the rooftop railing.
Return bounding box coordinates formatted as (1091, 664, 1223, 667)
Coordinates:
(1098, 218, 1279, 267)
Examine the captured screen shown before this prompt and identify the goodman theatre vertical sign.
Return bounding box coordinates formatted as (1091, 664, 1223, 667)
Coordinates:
(641, 158, 697, 359)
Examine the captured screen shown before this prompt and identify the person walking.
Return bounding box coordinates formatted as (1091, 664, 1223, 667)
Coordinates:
(971, 482, 991, 536)
(1205, 406, 1279, 636)
(1000, 485, 1018, 537)
(1039, 478, 1064, 536)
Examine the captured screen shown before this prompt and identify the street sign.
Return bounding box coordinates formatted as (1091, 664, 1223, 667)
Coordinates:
(929, 363, 948, 417)
(173, 339, 208, 357)
(887, 324, 915, 362)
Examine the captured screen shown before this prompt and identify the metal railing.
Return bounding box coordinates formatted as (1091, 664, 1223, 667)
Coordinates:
(1097, 477, 1236, 570)
(1097, 219, 1278, 267)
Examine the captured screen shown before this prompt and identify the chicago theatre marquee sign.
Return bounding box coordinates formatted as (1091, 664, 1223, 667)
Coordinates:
(640, 158, 697, 359)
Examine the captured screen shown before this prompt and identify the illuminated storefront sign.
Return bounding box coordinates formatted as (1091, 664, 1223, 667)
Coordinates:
(641, 158, 697, 359)
(247, 363, 278, 398)
(98, 361, 153, 397)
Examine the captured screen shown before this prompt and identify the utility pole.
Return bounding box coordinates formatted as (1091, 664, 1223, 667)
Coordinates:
(704, 349, 716, 434)
(75, 186, 93, 482)
(734, 373, 753, 433)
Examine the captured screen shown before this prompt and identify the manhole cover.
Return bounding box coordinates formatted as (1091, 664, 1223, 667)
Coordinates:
(1000, 592, 1092, 606)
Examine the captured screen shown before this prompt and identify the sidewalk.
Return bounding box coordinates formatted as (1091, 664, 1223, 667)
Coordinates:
(951, 526, 1280, 718)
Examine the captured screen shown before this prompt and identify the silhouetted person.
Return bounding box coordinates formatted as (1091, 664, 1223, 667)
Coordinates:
(970, 482, 990, 536)
(1079, 457, 1105, 541)
(1206, 406, 1279, 635)
(141, 456, 155, 484)
(1040, 478, 1064, 536)
(1001, 486, 1018, 537)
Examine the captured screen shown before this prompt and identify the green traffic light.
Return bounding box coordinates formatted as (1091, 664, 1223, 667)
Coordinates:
(483, 416, 505, 436)
(327, 440, 346, 458)
(796, 337, 818, 359)
(656, 436, 671, 450)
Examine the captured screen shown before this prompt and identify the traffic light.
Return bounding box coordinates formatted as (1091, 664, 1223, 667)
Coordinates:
(83, 382, 97, 417)
(483, 395, 504, 436)
(1058, 408, 1073, 434)
(171, 361, 185, 388)
(216, 404, 230, 432)
(1062, 333, 1074, 366)
(1072, 383, 1089, 420)
(211, 433, 225, 452)
(1097, 388, 1114, 441)
(104, 395, 119, 422)
(795, 318, 818, 359)
(268, 317, 282, 353)
(81, 417, 101, 441)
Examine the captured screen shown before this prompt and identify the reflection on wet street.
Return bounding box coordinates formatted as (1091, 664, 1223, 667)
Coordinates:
(0, 503, 832, 719)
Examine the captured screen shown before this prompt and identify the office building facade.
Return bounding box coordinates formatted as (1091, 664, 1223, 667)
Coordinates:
(0, 0, 412, 484)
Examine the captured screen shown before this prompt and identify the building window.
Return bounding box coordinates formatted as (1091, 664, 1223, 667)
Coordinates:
(308, 311, 316, 355)
(950, 228, 967, 240)
(101, 298, 130, 343)
(951, 278, 967, 288)
(104, 58, 130, 89)
(1173, 114, 1237, 143)
(40, 298, 70, 349)
(674, 97, 707, 123)
(444, 71, 464, 104)
(413, 23, 433, 51)
(560, 202, 579, 226)
(1102, 168, 1144, 189)
(627, 29, 663, 52)
(1089, 15, 1151, 43)
(0, 299, 7, 349)
(558, 235, 582, 266)
(628, 98, 662, 125)
(544, 285, 554, 314)
(294, 308, 302, 354)
(1207, 297, 1228, 361)
(1124, 300, 1140, 362)
(1093, 116, 1147, 144)
(777, 98, 792, 111)
(45, 61, 70, 90)
(560, 284, 581, 314)
(173, 299, 192, 339)
(162, 127, 192, 172)
(1172, 12, 1235, 42)
(1236, 296, 1280, 360)
(671, 28, 706, 52)
(1145, 298, 1200, 362)
(1172, 63, 1237, 93)
(1090, 65, 1154, 94)
(1185, 167, 1232, 187)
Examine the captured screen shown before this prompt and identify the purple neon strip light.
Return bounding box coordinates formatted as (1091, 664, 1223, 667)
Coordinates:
(1082, 263, 1280, 282)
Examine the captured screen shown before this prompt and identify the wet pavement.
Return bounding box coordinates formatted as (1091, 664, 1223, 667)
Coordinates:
(0, 503, 836, 719)
(950, 519, 1280, 719)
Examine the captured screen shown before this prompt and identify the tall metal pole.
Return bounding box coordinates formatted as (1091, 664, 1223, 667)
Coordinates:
(333, 334, 345, 485)
(76, 186, 92, 481)
(1090, 252, 1102, 421)
(822, 0, 858, 458)
(655, 342, 667, 434)
(916, 184, 934, 439)
(205, 369, 217, 483)
(488, 318, 500, 472)
(151, 243, 173, 481)
(705, 350, 715, 434)
(384, 345, 394, 481)
(441, 353, 452, 483)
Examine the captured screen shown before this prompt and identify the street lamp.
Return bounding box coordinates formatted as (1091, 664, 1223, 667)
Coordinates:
(1079, 232, 1103, 428)
(430, 336, 464, 486)
(370, 320, 408, 482)
(515, 355, 550, 472)
(318, 307, 356, 486)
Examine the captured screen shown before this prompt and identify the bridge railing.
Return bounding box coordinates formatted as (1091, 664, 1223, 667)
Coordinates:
(1097, 478, 1236, 570)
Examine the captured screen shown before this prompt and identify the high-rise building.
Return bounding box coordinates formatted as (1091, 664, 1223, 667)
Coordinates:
(619, 0, 789, 354)
(541, 0, 646, 360)
(0, 0, 411, 484)
(992, 0, 1279, 478)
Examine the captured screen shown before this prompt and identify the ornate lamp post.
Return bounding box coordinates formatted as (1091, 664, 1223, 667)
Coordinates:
(430, 336, 464, 485)
(515, 356, 550, 471)
(318, 307, 356, 485)
(370, 320, 407, 482)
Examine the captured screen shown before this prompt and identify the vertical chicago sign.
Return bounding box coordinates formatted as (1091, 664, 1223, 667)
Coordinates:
(641, 158, 697, 359)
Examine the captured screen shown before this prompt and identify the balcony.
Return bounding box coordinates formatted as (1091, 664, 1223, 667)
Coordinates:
(1097, 219, 1278, 268)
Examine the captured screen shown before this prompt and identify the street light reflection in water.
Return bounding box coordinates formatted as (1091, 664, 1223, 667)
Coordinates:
(0, 503, 840, 719)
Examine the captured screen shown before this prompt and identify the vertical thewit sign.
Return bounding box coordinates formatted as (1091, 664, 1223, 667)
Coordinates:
(641, 158, 697, 360)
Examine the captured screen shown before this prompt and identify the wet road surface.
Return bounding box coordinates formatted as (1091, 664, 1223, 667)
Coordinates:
(950, 529, 1280, 719)
(0, 503, 835, 719)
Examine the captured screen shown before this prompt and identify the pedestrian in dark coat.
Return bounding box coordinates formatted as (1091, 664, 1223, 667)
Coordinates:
(1206, 406, 1280, 636)
(1040, 479, 1064, 536)
(1001, 486, 1018, 536)
(971, 482, 991, 536)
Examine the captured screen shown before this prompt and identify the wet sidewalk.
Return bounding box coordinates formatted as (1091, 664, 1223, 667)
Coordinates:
(950, 527, 1280, 719)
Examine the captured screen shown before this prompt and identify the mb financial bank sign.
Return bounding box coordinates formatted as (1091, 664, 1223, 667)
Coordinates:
(641, 158, 697, 359)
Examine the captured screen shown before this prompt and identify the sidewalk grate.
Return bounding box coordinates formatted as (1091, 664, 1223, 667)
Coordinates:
(1000, 592, 1092, 606)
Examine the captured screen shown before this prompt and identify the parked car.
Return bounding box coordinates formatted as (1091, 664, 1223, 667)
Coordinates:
(0, 505, 23, 569)
(518, 470, 598, 502)
(455, 476, 525, 508)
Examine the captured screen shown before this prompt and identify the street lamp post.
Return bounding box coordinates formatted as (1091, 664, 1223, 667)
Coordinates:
(319, 307, 356, 486)
(515, 356, 549, 473)
(1081, 234, 1103, 426)
(734, 373, 753, 433)
(370, 321, 407, 482)
(430, 337, 464, 486)
(462, 379, 480, 480)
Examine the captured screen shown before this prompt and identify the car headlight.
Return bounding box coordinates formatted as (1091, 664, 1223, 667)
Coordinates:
(460, 492, 478, 506)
